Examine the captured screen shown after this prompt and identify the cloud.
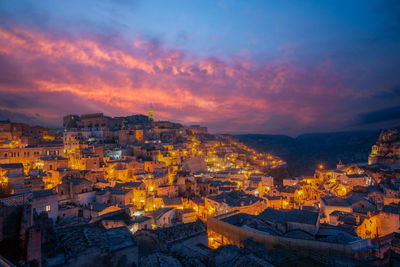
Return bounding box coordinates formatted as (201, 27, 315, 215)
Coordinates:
(373, 86, 400, 100)
(0, 22, 398, 134)
(355, 105, 400, 125)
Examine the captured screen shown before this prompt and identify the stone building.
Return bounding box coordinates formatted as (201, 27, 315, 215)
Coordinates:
(205, 190, 267, 218)
(31, 190, 58, 222)
(369, 129, 400, 165)
(43, 224, 138, 267)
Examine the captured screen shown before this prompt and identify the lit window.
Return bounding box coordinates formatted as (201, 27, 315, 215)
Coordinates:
(45, 205, 51, 212)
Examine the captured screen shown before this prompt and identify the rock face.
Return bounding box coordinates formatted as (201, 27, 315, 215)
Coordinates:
(369, 129, 400, 165)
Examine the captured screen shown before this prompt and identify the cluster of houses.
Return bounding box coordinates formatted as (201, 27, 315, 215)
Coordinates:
(1, 112, 400, 266)
(0, 112, 284, 266)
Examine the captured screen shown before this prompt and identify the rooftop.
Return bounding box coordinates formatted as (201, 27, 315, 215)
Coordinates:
(220, 212, 255, 226)
(116, 182, 143, 188)
(153, 221, 206, 244)
(62, 178, 91, 186)
(151, 207, 174, 220)
(383, 203, 400, 214)
(321, 196, 350, 207)
(0, 163, 24, 169)
(110, 189, 131, 195)
(53, 224, 136, 259)
(207, 190, 263, 207)
(162, 197, 182, 206)
(133, 216, 151, 223)
(258, 208, 320, 226)
(32, 189, 56, 198)
(90, 203, 114, 212)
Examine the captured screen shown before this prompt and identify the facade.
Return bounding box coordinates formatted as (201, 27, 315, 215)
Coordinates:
(32, 190, 58, 221)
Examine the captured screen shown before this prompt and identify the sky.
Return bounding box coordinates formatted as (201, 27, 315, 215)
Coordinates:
(0, 0, 399, 135)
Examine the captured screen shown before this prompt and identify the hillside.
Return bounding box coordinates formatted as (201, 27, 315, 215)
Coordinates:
(235, 130, 381, 176)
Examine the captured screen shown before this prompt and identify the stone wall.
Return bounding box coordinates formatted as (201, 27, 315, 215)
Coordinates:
(369, 129, 400, 165)
(207, 216, 371, 258)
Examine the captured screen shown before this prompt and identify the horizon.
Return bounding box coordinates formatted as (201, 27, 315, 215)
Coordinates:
(1, 0, 400, 135)
(1, 111, 396, 138)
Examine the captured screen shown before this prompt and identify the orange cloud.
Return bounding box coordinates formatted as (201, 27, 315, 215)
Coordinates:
(0, 24, 350, 133)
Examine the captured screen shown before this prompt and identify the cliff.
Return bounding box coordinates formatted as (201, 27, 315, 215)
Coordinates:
(369, 129, 400, 165)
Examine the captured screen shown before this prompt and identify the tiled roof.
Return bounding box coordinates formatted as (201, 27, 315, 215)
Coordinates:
(110, 189, 130, 195)
(90, 203, 112, 212)
(115, 182, 143, 188)
(32, 189, 56, 198)
(162, 197, 182, 206)
(383, 203, 400, 214)
(321, 196, 350, 207)
(151, 207, 174, 220)
(258, 208, 319, 225)
(207, 190, 263, 207)
(221, 213, 255, 226)
(62, 178, 90, 186)
(54, 224, 136, 259)
(0, 163, 24, 169)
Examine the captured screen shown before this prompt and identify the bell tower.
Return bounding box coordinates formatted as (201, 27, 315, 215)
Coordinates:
(148, 103, 155, 121)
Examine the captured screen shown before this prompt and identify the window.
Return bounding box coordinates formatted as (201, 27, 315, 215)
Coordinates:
(45, 205, 51, 212)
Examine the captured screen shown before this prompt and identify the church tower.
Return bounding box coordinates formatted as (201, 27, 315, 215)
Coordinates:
(148, 103, 155, 121)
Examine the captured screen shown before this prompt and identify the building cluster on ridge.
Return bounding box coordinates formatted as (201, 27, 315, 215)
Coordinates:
(0, 108, 400, 266)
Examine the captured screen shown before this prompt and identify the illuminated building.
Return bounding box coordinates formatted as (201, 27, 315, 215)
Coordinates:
(205, 190, 267, 217)
(148, 103, 155, 121)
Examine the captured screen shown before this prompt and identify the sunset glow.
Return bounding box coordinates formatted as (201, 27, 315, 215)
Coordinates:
(0, 0, 399, 134)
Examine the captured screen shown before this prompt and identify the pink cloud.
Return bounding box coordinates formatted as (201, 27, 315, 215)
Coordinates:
(0, 24, 351, 134)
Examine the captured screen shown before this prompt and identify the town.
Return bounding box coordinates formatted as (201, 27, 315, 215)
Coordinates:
(0, 108, 400, 266)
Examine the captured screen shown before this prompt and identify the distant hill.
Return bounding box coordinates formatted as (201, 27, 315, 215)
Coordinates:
(235, 130, 382, 176)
